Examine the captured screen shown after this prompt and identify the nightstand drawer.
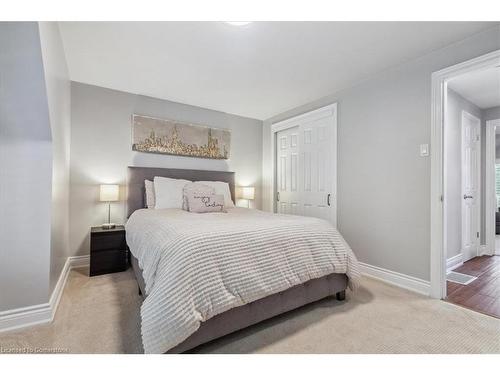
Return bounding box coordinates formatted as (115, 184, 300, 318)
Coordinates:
(91, 232, 126, 252)
(90, 249, 128, 276)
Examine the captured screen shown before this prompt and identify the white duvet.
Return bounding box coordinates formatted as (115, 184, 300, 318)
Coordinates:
(126, 207, 361, 353)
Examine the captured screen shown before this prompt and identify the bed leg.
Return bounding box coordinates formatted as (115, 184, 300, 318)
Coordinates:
(138, 285, 142, 296)
(336, 290, 346, 301)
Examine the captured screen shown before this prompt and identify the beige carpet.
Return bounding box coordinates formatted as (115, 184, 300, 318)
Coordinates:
(0, 267, 498, 354)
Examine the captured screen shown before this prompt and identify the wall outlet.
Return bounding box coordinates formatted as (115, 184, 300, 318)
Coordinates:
(420, 144, 430, 157)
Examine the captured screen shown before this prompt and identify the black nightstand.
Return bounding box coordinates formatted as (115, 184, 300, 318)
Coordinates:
(90, 225, 129, 276)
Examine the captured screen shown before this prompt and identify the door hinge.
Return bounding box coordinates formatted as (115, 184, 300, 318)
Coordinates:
(477, 232, 479, 239)
(440, 195, 443, 202)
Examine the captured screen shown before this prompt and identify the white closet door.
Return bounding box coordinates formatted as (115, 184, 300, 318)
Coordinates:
(275, 105, 336, 225)
(276, 126, 300, 215)
(300, 116, 333, 222)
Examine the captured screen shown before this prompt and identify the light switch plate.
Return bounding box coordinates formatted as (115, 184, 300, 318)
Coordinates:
(420, 144, 430, 157)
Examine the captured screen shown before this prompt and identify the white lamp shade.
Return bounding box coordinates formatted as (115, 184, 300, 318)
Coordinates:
(99, 184, 119, 202)
(238, 186, 255, 200)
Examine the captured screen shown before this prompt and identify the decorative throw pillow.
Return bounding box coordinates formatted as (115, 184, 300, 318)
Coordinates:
(144, 180, 155, 209)
(153, 176, 190, 209)
(187, 193, 226, 213)
(195, 181, 235, 208)
(182, 182, 215, 211)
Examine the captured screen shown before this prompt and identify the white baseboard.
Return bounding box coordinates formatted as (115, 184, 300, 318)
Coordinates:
(358, 262, 430, 296)
(69, 255, 90, 269)
(479, 245, 491, 256)
(446, 253, 463, 272)
(0, 255, 90, 333)
(0, 302, 53, 334)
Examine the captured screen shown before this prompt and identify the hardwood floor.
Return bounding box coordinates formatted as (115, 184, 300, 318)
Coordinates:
(446, 255, 500, 318)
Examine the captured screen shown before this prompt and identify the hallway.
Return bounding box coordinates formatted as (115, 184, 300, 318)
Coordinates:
(446, 255, 500, 318)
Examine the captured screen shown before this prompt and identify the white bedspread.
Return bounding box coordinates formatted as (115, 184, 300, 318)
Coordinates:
(126, 207, 361, 353)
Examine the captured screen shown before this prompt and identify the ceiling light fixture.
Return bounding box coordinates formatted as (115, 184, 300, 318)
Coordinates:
(225, 22, 252, 26)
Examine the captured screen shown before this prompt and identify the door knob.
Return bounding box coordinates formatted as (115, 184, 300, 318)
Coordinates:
(327, 193, 331, 206)
(463, 194, 473, 199)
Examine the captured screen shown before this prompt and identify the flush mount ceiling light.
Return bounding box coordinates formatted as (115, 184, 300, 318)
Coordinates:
(225, 22, 252, 26)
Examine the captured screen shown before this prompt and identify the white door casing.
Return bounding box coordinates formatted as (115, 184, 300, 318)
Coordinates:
(272, 104, 337, 225)
(461, 110, 481, 262)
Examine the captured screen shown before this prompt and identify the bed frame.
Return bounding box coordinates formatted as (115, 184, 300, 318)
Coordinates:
(126, 166, 348, 353)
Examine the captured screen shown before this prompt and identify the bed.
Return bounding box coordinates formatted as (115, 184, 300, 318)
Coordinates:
(125, 166, 361, 354)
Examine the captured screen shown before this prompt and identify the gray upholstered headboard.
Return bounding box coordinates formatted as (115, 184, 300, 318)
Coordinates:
(127, 166, 235, 217)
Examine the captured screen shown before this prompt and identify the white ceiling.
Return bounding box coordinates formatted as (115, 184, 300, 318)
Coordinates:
(59, 22, 498, 120)
(448, 67, 500, 109)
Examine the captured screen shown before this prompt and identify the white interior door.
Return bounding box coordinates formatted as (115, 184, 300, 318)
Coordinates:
(275, 105, 337, 225)
(276, 126, 300, 215)
(461, 110, 481, 262)
(300, 116, 333, 222)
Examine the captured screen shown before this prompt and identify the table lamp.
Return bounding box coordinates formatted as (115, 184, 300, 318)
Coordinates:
(237, 186, 255, 208)
(99, 184, 119, 229)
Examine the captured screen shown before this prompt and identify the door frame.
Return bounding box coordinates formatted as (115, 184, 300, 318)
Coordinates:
(270, 103, 338, 225)
(430, 49, 500, 299)
(485, 118, 500, 256)
(460, 110, 481, 261)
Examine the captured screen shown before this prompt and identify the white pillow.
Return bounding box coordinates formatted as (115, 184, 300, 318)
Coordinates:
(154, 176, 190, 209)
(195, 181, 235, 208)
(144, 180, 155, 209)
(187, 193, 226, 213)
(182, 182, 215, 211)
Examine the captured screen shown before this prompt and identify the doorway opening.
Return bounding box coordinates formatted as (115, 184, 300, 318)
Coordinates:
(431, 50, 500, 318)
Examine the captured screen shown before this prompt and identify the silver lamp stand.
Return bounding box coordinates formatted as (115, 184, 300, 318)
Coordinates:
(102, 201, 116, 229)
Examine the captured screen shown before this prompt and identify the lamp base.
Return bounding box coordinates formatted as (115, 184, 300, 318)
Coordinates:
(102, 223, 116, 229)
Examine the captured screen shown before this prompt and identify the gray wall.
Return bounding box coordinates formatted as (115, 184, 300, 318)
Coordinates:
(262, 25, 500, 281)
(486, 106, 500, 160)
(0, 22, 52, 310)
(38, 22, 71, 295)
(489, 106, 500, 160)
(445, 89, 482, 260)
(484, 106, 500, 122)
(69, 82, 263, 257)
(487, 106, 500, 157)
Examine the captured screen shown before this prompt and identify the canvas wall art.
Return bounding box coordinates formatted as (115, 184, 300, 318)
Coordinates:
(132, 115, 231, 159)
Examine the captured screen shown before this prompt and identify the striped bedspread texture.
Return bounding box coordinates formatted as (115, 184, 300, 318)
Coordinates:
(126, 207, 361, 353)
